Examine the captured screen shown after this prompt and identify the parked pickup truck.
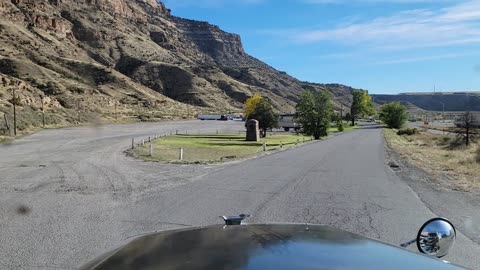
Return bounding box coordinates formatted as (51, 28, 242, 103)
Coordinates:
(279, 114, 301, 132)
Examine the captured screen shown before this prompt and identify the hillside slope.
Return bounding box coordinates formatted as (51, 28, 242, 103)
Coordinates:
(0, 0, 355, 134)
(373, 92, 480, 111)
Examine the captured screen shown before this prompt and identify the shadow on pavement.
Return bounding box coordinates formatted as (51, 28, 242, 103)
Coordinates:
(358, 123, 385, 129)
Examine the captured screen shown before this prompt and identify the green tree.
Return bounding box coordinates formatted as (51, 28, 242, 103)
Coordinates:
(350, 90, 375, 126)
(379, 102, 408, 129)
(247, 98, 278, 137)
(345, 112, 351, 121)
(336, 114, 344, 132)
(296, 91, 333, 140)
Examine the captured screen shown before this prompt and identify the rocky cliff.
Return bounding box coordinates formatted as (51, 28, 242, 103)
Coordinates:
(0, 0, 355, 134)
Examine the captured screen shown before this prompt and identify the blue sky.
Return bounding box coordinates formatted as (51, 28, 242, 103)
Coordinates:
(163, 0, 480, 94)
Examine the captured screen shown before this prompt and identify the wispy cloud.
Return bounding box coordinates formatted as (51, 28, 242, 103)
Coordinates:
(287, 1, 480, 51)
(372, 51, 480, 65)
(315, 52, 359, 59)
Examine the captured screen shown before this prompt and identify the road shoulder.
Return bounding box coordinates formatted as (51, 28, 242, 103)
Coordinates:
(384, 132, 480, 246)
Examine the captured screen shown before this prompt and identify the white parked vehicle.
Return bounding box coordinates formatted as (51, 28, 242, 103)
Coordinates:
(197, 114, 242, 121)
(197, 114, 224, 120)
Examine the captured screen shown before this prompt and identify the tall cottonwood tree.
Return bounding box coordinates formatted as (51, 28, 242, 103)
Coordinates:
(296, 91, 333, 140)
(350, 90, 375, 126)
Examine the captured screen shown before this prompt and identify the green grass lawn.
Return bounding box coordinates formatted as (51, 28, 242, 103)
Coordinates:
(130, 124, 359, 163)
(130, 133, 313, 163)
(328, 124, 358, 133)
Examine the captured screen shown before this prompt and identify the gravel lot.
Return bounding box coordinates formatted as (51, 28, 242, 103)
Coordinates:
(0, 120, 244, 269)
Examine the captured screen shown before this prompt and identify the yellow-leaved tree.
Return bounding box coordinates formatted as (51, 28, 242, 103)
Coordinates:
(244, 94, 278, 137)
(244, 94, 263, 118)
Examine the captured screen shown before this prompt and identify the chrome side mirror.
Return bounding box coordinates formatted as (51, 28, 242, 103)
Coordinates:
(401, 217, 456, 258)
(417, 218, 456, 258)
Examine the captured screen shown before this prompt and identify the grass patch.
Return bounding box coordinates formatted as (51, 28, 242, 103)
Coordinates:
(397, 128, 419, 136)
(0, 135, 12, 144)
(130, 133, 313, 163)
(329, 124, 358, 133)
(384, 129, 480, 191)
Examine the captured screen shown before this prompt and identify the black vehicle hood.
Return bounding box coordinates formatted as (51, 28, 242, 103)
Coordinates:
(81, 223, 464, 270)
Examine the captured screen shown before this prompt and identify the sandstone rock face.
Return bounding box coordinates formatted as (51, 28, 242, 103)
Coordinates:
(0, 0, 356, 132)
(171, 17, 245, 65)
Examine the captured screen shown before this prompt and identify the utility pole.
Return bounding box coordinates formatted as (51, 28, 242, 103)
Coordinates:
(12, 88, 17, 136)
(41, 95, 45, 128)
(114, 100, 117, 120)
(77, 100, 81, 123)
(441, 102, 445, 122)
(340, 104, 344, 120)
(439, 102, 445, 135)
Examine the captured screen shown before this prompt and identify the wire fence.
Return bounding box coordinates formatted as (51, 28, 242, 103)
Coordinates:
(129, 128, 314, 162)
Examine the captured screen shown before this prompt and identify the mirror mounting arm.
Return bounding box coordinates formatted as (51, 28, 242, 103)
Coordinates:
(400, 239, 416, 248)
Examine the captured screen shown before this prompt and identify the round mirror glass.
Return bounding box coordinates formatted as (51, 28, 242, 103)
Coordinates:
(417, 218, 456, 258)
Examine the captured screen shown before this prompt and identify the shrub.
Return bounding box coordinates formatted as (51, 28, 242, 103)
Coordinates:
(437, 136, 451, 146)
(397, 128, 418, 136)
(476, 147, 480, 163)
(138, 114, 152, 122)
(336, 117, 344, 132)
(448, 137, 466, 150)
(379, 102, 408, 129)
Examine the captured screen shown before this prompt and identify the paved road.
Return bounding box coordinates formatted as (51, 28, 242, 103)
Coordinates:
(408, 121, 456, 136)
(0, 121, 479, 269)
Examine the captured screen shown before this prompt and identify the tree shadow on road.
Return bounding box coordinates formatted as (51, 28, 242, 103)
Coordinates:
(359, 124, 385, 129)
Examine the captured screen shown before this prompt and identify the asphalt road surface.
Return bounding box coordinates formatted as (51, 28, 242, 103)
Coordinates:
(408, 121, 456, 136)
(0, 121, 479, 269)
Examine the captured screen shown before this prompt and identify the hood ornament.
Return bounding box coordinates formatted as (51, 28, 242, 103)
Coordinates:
(220, 214, 251, 225)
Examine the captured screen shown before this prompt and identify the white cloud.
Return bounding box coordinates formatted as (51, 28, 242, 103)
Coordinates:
(289, 0, 480, 51)
(372, 51, 480, 65)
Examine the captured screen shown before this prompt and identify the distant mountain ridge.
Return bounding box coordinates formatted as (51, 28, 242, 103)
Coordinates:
(0, 0, 357, 133)
(372, 92, 480, 111)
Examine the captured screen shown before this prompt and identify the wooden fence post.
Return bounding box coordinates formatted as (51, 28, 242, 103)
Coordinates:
(179, 148, 184, 160)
